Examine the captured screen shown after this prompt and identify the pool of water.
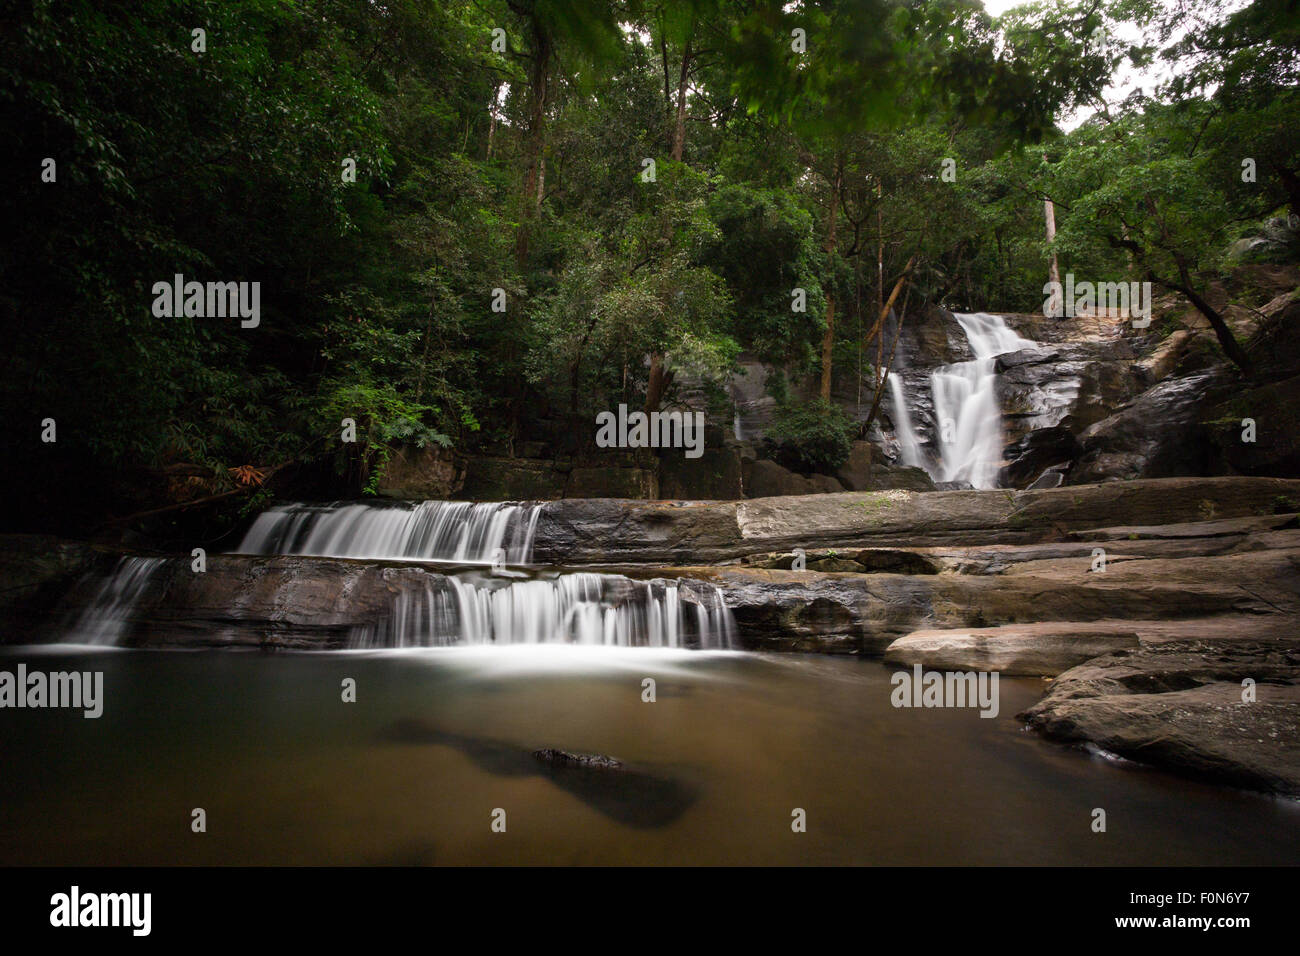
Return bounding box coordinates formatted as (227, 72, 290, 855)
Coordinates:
(2, 644, 1296, 865)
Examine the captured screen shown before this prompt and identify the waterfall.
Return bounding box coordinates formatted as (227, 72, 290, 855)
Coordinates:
(348, 573, 734, 650)
(888, 372, 925, 470)
(889, 312, 1034, 489)
(58, 501, 736, 650)
(235, 500, 543, 565)
(66, 556, 166, 645)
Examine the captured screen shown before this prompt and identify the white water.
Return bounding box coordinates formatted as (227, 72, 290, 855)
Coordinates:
(349, 573, 735, 650)
(67, 556, 167, 645)
(235, 500, 543, 565)
(891, 312, 1034, 489)
(64, 504, 736, 650)
(888, 372, 924, 469)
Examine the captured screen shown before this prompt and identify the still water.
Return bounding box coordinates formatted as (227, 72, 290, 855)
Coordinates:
(1, 644, 1296, 865)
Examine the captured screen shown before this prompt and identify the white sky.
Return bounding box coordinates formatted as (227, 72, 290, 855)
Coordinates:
(980, 0, 1250, 130)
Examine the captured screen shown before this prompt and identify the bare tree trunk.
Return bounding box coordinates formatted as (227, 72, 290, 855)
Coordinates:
(1044, 194, 1061, 315)
(876, 179, 884, 328)
(486, 82, 500, 160)
(865, 280, 914, 427)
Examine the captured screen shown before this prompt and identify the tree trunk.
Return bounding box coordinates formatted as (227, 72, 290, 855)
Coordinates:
(644, 353, 673, 414)
(485, 82, 500, 160)
(516, 24, 552, 268)
(1173, 260, 1254, 378)
(1278, 164, 1300, 218)
(671, 37, 692, 162)
(819, 160, 842, 402)
(644, 32, 695, 414)
(1044, 194, 1061, 316)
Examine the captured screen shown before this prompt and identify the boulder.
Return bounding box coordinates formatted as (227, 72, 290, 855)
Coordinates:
(1027, 469, 1065, 489)
(743, 459, 844, 497)
(833, 441, 875, 491)
(375, 445, 464, 499)
(883, 623, 1142, 676)
(1020, 640, 1300, 796)
(1068, 371, 1227, 484)
(1205, 373, 1300, 477)
(1000, 426, 1082, 488)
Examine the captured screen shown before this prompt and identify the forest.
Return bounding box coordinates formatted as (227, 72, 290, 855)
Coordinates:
(2, 0, 1297, 531)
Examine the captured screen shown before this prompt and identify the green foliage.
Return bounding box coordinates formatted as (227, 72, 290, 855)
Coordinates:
(765, 400, 857, 473)
(2, 0, 1292, 526)
(318, 379, 450, 495)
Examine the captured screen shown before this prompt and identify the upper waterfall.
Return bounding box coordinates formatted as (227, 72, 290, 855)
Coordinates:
(234, 500, 543, 565)
(890, 311, 1035, 489)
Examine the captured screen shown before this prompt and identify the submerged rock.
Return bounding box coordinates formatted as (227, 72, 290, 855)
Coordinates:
(379, 721, 696, 828)
(533, 749, 624, 770)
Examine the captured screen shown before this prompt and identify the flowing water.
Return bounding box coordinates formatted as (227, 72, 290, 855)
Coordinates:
(236, 500, 543, 564)
(891, 312, 1034, 488)
(60, 503, 735, 651)
(22, 497, 1299, 865)
(2, 645, 1296, 865)
(348, 573, 735, 650)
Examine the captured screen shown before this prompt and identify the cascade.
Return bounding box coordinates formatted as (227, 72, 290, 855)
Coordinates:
(235, 500, 543, 564)
(889, 312, 1034, 489)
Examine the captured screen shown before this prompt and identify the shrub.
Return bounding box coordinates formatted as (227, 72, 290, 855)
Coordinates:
(764, 400, 856, 473)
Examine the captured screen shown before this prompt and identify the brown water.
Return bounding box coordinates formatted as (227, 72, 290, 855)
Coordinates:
(1, 644, 1296, 865)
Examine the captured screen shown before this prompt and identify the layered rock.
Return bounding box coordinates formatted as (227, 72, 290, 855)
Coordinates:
(1019, 641, 1300, 796)
(529, 476, 1300, 564)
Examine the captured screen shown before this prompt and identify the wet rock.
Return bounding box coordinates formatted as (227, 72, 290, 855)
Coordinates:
(1020, 641, 1300, 796)
(1000, 426, 1082, 488)
(1027, 469, 1065, 489)
(378, 722, 696, 827)
(529, 477, 1300, 564)
(1068, 372, 1227, 484)
(710, 540, 1300, 654)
